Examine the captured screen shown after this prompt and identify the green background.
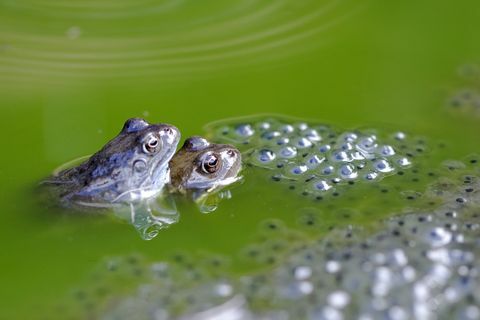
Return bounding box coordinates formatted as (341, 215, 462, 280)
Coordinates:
(1, 0, 479, 318)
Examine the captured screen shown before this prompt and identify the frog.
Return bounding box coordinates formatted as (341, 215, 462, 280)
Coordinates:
(168, 136, 242, 212)
(43, 118, 181, 209)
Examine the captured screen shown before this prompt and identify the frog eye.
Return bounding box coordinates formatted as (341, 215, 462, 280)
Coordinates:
(202, 154, 220, 174)
(143, 136, 159, 154)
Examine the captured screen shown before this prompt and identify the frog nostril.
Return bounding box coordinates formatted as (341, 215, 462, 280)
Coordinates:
(163, 127, 174, 135)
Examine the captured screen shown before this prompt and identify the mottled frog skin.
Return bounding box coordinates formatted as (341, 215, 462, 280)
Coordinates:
(44, 118, 180, 207)
(169, 136, 242, 194)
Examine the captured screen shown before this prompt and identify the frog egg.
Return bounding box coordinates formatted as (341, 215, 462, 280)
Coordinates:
(279, 146, 298, 159)
(397, 157, 411, 167)
(351, 152, 366, 161)
(280, 124, 295, 134)
(356, 161, 366, 169)
(293, 137, 313, 149)
(394, 132, 407, 140)
(332, 151, 353, 162)
(261, 131, 281, 140)
(235, 124, 255, 137)
(276, 137, 290, 145)
(259, 219, 287, 233)
(341, 132, 358, 143)
(304, 129, 322, 142)
(306, 155, 325, 169)
(256, 149, 276, 163)
(364, 172, 379, 181)
(374, 160, 394, 173)
(321, 165, 335, 175)
(312, 180, 333, 191)
(339, 164, 358, 179)
(356, 136, 378, 155)
(297, 123, 309, 131)
(340, 142, 354, 151)
(378, 145, 396, 157)
(319, 144, 332, 153)
(257, 122, 271, 130)
(289, 165, 308, 175)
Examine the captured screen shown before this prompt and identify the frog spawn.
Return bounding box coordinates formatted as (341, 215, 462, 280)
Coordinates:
(448, 64, 480, 117)
(207, 117, 417, 198)
(88, 171, 480, 320)
(61, 154, 480, 320)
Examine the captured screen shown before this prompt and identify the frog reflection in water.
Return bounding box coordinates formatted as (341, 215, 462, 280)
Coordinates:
(45, 118, 181, 207)
(169, 136, 242, 212)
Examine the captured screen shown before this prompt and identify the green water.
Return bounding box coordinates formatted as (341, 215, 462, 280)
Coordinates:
(1, 0, 480, 318)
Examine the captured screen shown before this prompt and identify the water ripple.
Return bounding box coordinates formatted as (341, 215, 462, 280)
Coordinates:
(0, 0, 366, 86)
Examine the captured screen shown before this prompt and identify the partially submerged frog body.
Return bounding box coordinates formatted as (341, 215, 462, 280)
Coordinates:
(44, 118, 181, 208)
(169, 136, 242, 212)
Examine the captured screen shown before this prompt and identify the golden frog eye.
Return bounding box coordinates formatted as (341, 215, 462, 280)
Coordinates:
(143, 137, 159, 154)
(202, 154, 219, 174)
